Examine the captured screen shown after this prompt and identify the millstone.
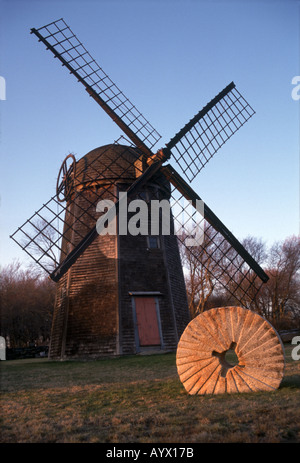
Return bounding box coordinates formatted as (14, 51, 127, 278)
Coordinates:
(176, 306, 285, 395)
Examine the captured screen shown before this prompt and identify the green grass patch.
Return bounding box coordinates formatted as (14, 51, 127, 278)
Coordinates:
(1, 347, 299, 443)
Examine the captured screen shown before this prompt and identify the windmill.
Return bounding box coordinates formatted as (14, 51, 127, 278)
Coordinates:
(11, 19, 269, 359)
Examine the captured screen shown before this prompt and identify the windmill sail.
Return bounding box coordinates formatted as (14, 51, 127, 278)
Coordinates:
(11, 141, 154, 276)
(11, 18, 269, 311)
(160, 164, 268, 308)
(31, 18, 161, 156)
(164, 82, 255, 182)
(10, 139, 268, 308)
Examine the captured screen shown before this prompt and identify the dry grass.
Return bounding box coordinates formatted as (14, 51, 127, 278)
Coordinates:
(0, 345, 299, 443)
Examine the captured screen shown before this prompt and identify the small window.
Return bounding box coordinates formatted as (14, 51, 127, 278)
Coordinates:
(148, 236, 159, 249)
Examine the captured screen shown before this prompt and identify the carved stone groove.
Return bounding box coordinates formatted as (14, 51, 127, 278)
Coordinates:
(176, 306, 285, 395)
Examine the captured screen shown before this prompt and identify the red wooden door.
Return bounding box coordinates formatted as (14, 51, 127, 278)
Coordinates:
(135, 297, 160, 346)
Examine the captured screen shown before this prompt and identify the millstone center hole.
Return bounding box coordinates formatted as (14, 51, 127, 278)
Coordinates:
(224, 348, 239, 368)
(212, 341, 240, 377)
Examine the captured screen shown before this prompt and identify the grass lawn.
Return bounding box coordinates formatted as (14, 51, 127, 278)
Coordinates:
(0, 345, 299, 443)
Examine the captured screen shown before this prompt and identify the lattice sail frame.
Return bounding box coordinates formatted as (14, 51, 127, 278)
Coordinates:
(30, 18, 161, 154)
(11, 18, 267, 310)
(165, 83, 255, 181)
(11, 139, 265, 308)
(166, 180, 266, 308)
(11, 140, 144, 273)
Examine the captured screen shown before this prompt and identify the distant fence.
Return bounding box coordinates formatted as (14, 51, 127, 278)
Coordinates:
(5, 346, 49, 360)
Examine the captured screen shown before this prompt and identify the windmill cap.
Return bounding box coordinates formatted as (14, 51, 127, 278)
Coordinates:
(74, 144, 146, 185)
(74, 144, 170, 196)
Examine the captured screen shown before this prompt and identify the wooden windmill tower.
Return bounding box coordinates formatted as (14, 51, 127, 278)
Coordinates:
(50, 143, 189, 357)
(11, 19, 269, 359)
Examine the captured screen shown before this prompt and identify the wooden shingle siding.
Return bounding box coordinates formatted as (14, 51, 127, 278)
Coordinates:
(49, 145, 190, 359)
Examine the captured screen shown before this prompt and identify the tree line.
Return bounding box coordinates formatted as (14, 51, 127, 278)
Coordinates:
(0, 234, 299, 347)
(0, 262, 55, 348)
(181, 234, 300, 330)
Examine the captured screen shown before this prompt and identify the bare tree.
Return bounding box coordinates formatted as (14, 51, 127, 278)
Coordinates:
(231, 236, 269, 314)
(179, 225, 225, 318)
(223, 235, 300, 327)
(180, 230, 300, 329)
(21, 217, 61, 273)
(241, 236, 268, 266)
(0, 260, 55, 347)
(265, 235, 300, 328)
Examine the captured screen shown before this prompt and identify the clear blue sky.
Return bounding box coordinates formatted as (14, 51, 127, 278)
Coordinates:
(0, 0, 299, 269)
